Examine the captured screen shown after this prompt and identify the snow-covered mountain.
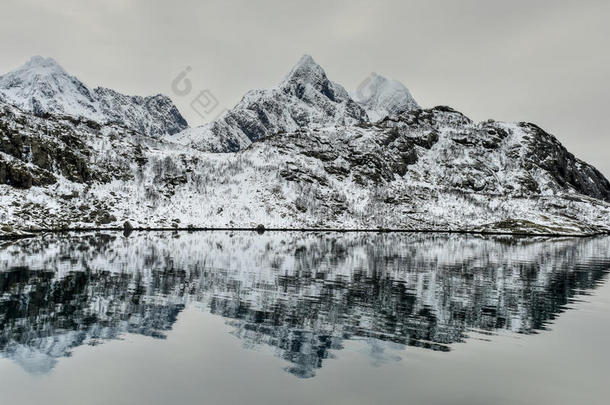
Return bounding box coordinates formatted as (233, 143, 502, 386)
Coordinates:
(1, 54, 610, 236)
(352, 73, 419, 121)
(0, 56, 187, 137)
(172, 55, 368, 151)
(172, 57, 421, 152)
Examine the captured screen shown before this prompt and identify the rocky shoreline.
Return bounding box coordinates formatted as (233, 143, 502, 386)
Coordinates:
(2, 226, 609, 241)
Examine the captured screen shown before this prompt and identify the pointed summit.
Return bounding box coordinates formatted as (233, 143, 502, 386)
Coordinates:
(174, 54, 368, 152)
(0, 55, 99, 118)
(289, 54, 318, 71)
(352, 73, 419, 121)
(21, 56, 66, 73)
(280, 54, 339, 101)
(282, 55, 325, 84)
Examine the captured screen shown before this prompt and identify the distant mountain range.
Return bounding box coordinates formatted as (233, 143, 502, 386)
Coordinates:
(0, 55, 609, 236)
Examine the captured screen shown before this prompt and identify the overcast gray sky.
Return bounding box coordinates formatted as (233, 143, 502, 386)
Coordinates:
(1, 0, 609, 176)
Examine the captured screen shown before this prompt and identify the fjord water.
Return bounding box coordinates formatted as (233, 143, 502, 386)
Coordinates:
(1, 232, 609, 405)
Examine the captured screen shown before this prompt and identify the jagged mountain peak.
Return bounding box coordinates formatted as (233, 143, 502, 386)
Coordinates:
(173, 54, 368, 152)
(0, 56, 187, 137)
(20, 55, 67, 74)
(352, 73, 420, 121)
(280, 54, 351, 102)
(3, 56, 78, 94)
(281, 55, 327, 86)
(293, 54, 317, 68)
(0, 56, 99, 119)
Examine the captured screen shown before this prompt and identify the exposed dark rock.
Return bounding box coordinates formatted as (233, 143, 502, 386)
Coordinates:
(97, 212, 117, 225)
(521, 123, 610, 202)
(0, 154, 56, 188)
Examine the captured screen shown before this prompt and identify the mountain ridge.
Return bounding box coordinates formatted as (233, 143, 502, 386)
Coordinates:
(171, 55, 369, 151)
(0, 54, 609, 237)
(0, 56, 188, 137)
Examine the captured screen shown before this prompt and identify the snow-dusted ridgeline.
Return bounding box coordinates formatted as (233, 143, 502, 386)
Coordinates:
(0, 56, 187, 137)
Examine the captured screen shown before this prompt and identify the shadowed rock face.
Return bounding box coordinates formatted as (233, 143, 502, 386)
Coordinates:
(0, 103, 133, 188)
(94, 88, 188, 137)
(260, 107, 610, 226)
(368, 108, 610, 201)
(1, 232, 609, 377)
(521, 123, 610, 202)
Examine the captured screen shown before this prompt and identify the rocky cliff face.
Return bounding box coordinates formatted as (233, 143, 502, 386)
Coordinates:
(0, 55, 609, 236)
(0, 56, 187, 137)
(93, 87, 187, 137)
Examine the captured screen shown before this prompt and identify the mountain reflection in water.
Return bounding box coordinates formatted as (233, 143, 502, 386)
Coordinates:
(0, 232, 609, 378)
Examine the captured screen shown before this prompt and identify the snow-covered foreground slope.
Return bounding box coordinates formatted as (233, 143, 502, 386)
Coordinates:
(1, 100, 609, 235)
(1, 232, 609, 376)
(0, 56, 187, 137)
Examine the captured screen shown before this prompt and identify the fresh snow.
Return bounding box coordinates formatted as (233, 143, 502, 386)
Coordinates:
(0, 56, 187, 137)
(352, 73, 420, 121)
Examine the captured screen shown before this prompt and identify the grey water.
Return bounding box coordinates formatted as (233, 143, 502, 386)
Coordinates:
(1, 231, 609, 405)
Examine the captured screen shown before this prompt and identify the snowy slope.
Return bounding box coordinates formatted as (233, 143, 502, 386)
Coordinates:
(352, 73, 419, 121)
(0, 56, 187, 137)
(1, 99, 609, 236)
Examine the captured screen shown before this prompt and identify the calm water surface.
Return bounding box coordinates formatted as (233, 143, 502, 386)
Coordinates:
(0, 232, 609, 404)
